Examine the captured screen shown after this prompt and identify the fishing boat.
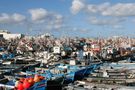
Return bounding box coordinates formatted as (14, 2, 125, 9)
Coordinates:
(54, 61, 102, 84)
(28, 79, 47, 90)
(0, 68, 47, 90)
(84, 63, 102, 76)
(86, 62, 135, 86)
(25, 67, 64, 90)
(55, 63, 77, 84)
(0, 69, 47, 90)
(74, 63, 102, 80)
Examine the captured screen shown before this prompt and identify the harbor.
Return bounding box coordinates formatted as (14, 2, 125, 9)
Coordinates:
(0, 30, 134, 90)
(1, 0, 135, 90)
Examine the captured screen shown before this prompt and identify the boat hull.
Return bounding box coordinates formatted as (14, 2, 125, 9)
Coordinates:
(47, 76, 64, 90)
(28, 80, 47, 90)
(64, 72, 75, 84)
(74, 68, 87, 80)
(85, 63, 102, 76)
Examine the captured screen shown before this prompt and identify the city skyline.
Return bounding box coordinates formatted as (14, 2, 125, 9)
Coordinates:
(0, 0, 135, 37)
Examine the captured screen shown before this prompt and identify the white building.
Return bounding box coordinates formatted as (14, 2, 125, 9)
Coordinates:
(0, 30, 24, 40)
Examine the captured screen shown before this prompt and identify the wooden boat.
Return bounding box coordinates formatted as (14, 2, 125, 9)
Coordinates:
(0, 76, 47, 90)
(55, 64, 76, 84)
(26, 79, 47, 90)
(25, 67, 64, 90)
(54, 62, 102, 84)
(74, 63, 102, 80)
(0, 74, 15, 90)
(87, 63, 135, 86)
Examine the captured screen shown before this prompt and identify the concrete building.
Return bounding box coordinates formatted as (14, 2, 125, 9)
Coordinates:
(0, 30, 24, 40)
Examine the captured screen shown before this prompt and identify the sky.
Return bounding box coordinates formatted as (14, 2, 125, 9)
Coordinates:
(0, 0, 135, 37)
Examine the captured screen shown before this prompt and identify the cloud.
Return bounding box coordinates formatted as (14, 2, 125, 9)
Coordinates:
(12, 13, 26, 22)
(79, 29, 89, 33)
(0, 8, 64, 33)
(0, 13, 26, 24)
(102, 3, 135, 16)
(29, 8, 48, 23)
(43, 14, 63, 30)
(53, 14, 63, 29)
(70, 1, 134, 26)
(71, 1, 135, 17)
(87, 2, 110, 14)
(88, 3, 135, 17)
(70, 0, 85, 14)
(28, 8, 64, 30)
(112, 25, 123, 29)
(88, 16, 125, 26)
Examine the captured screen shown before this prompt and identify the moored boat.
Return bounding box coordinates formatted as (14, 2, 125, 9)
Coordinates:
(25, 67, 64, 90)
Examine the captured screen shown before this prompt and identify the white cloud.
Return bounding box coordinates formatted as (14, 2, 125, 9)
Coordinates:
(102, 3, 135, 16)
(0, 13, 10, 23)
(88, 17, 125, 26)
(28, 8, 64, 30)
(70, 2, 135, 27)
(0, 8, 64, 32)
(71, 1, 135, 17)
(87, 2, 110, 14)
(70, 0, 84, 14)
(54, 14, 63, 24)
(54, 24, 62, 29)
(47, 14, 63, 29)
(112, 25, 123, 29)
(86, 3, 135, 17)
(12, 13, 26, 22)
(29, 8, 48, 22)
(80, 29, 89, 33)
(0, 13, 26, 24)
(53, 14, 63, 29)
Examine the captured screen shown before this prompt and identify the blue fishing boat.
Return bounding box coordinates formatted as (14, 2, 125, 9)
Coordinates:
(74, 66, 88, 80)
(55, 64, 77, 84)
(28, 80, 47, 90)
(0, 75, 47, 90)
(26, 67, 64, 90)
(84, 63, 102, 76)
(2, 53, 15, 60)
(64, 72, 75, 84)
(55, 63, 102, 84)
